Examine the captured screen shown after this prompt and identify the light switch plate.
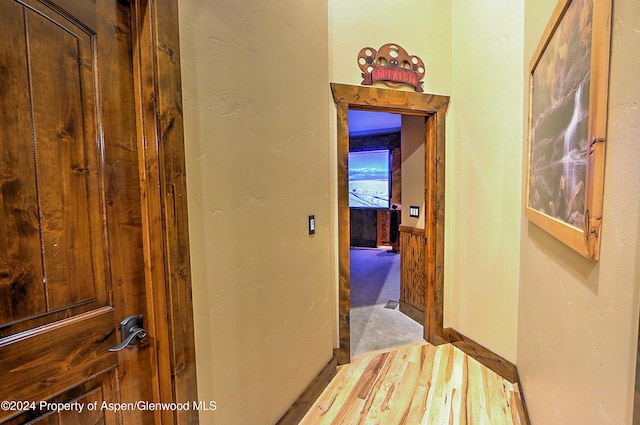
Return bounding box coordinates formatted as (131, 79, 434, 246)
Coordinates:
(309, 215, 315, 235)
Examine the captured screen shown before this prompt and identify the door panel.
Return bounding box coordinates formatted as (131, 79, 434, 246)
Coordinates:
(0, 0, 48, 326)
(0, 309, 114, 405)
(4, 372, 118, 425)
(0, 0, 153, 423)
(1, 0, 106, 335)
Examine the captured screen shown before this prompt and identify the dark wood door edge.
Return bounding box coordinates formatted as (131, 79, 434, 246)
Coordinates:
(131, 1, 199, 423)
(275, 354, 338, 425)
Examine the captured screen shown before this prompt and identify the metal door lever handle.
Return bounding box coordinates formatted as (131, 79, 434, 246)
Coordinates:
(109, 314, 147, 352)
(109, 326, 146, 351)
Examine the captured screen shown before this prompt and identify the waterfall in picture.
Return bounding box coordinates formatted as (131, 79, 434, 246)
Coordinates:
(562, 82, 584, 205)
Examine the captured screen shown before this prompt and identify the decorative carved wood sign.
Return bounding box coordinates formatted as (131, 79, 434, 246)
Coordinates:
(357, 43, 425, 92)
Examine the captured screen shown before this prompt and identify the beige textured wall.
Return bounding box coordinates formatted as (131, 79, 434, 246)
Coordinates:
(329, 0, 452, 94)
(328, 0, 452, 349)
(330, 0, 523, 363)
(178, 1, 333, 424)
(518, 0, 640, 423)
(176, 1, 640, 422)
(401, 115, 426, 229)
(447, 1, 524, 362)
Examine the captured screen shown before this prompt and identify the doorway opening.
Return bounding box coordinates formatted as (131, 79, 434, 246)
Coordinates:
(332, 83, 449, 365)
(347, 110, 423, 356)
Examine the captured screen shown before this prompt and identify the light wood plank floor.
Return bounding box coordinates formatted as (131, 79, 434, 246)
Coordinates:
(300, 342, 524, 425)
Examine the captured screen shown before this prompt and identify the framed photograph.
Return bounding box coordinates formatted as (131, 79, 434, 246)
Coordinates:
(525, 0, 612, 260)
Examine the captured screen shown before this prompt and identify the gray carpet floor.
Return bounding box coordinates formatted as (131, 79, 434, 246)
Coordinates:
(350, 247, 424, 356)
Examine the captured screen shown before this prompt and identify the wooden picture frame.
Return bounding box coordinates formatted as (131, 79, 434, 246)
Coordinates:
(525, 0, 612, 261)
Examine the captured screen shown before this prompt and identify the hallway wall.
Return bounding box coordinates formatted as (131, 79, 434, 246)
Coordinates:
(330, 0, 523, 363)
(328, 0, 453, 347)
(448, 0, 524, 363)
(176, 0, 640, 423)
(401, 115, 426, 230)
(329, 1, 452, 94)
(518, 0, 640, 423)
(178, 1, 333, 424)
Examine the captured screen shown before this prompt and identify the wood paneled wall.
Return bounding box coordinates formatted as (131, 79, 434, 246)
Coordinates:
(349, 131, 400, 152)
(376, 210, 391, 247)
(399, 226, 425, 321)
(350, 209, 377, 247)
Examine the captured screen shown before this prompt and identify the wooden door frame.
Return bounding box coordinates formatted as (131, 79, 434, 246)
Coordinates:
(331, 83, 449, 365)
(130, 1, 198, 424)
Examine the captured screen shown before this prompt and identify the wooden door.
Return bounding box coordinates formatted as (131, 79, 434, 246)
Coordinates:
(1, 0, 156, 423)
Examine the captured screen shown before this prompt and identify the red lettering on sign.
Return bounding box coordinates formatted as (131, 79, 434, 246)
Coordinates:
(371, 68, 419, 89)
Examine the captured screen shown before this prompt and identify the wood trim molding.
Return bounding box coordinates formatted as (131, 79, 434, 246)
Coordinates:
(276, 355, 338, 425)
(399, 301, 424, 324)
(512, 380, 532, 425)
(398, 225, 425, 235)
(425, 110, 447, 344)
(443, 329, 531, 423)
(331, 83, 449, 365)
(331, 83, 449, 115)
(336, 101, 351, 365)
(444, 328, 518, 382)
(131, 1, 199, 424)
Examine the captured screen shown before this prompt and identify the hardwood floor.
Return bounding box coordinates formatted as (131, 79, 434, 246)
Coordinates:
(300, 342, 525, 425)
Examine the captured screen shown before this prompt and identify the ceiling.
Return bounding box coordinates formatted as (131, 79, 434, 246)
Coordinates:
(348, 110, 401, 136)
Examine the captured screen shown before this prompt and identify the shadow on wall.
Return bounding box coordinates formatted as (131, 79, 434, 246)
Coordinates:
(526, 222, 599, 294)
